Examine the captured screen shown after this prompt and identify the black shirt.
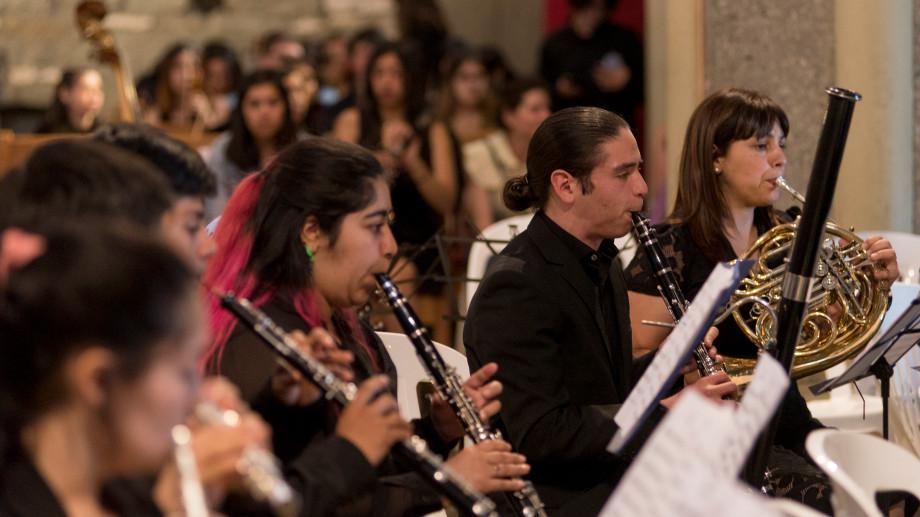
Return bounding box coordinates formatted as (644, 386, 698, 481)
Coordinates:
(539, 22, 644, 125)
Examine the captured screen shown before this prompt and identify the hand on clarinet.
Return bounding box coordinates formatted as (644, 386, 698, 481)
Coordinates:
(430, 362, 503, 443)
(271, 328, 354, 406)
(662, 327, 737, 408)
(336, 375, 412, 466)
(678, 327, 722, 382)
(446, 439, 529, 494)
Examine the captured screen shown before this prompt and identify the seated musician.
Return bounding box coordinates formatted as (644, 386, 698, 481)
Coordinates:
(624, 88, 899, 512)
(202, 136, 529, 515)
(0, 224, 212, 515)
(463, 106, 737, 516)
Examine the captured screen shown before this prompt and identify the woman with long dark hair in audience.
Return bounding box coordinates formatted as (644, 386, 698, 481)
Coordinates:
(35, 67, 104, 134)
(333, 43, 459, 342)
(201, 41, 243, 132)
(624, 88, 900, 511)
(0, 225, 205, 515)
(201, 70, 299, 220)
(436, 47, 497, 147)
(462, 78, 551, 231)
(139, 43, 218, 131)
(203, 136, 528, 515)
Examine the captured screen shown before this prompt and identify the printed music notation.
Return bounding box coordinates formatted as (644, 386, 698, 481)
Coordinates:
(718, 355, 789, 477)
(600, 390, 782, 517)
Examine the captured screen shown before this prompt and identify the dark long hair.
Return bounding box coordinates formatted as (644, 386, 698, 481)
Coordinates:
(39, 67, 100, 133)
(504, 106, 628, 211)
(0, 139, 174, 234)
(671, 88, 790, 262)
(0, 225, 194, 461)
(151, 43, 199, 119)
(436, 46, 498, 129)
(202, 137, 385, 369)
(358, 43, 426, 148)
(226, 70, 298, 171)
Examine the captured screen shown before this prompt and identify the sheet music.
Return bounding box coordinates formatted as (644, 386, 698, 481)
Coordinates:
(718, 355, 789, 477)
(601, 391, 781, 517)
(609, 261, 751, 452)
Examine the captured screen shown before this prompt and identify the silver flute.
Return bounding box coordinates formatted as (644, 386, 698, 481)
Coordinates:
(171, 424, 210, 517)
(375, 273, 547, 517)
(217, 292, 499, 517)
(194, 403, 299, 517)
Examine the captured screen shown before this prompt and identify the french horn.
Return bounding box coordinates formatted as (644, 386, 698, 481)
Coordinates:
(720, 177, 890, 381)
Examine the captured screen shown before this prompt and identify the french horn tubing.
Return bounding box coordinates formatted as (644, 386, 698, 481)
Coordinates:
(719, 177, 890, 381)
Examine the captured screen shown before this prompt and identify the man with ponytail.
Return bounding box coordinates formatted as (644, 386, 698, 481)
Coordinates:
(464, 107, 737, 515)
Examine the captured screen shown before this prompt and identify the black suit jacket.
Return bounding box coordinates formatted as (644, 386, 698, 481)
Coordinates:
(464, 213, 663, 515)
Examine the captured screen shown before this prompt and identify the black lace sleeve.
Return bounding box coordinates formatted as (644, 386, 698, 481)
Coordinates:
(624, 224, 693, 296)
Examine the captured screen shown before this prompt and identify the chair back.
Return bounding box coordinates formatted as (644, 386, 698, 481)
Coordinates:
(807, 429, 920, 517)
(376, 331, 469, 421)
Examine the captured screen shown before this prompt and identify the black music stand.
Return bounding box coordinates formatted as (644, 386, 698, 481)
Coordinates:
(809, 294, 920, 440)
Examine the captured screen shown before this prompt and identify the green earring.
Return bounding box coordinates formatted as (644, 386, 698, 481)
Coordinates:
(304, 243, 315, 262)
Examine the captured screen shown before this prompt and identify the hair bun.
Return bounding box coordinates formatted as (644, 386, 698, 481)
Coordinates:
(502, 175, 536, 212)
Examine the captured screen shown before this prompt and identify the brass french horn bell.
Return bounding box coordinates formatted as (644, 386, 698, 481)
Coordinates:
(719, 178, 890, 381)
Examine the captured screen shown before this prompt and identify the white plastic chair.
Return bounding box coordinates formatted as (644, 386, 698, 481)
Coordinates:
(767, 498, 830, 517)
(463, 214, 535, 314)
(377, 331, 466, 517)
(806, 429, 920, 517)
(376, 331, 470, 421)
(803, 283, 920, 434)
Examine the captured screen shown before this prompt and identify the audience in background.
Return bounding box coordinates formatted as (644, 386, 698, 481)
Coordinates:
(201, 41, 244, 131)
(35, 67, 104, 134)
(138, 43, 218, 131)
(540, 0, 643, 126)
(201, 70, 298, 220)
(462, 78, 550, 231)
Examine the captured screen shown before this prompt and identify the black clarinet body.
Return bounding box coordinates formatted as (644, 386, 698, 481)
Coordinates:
(218, 293, 499, 517)
(631, 212, 723, 377)
(375, 273, 548, 517)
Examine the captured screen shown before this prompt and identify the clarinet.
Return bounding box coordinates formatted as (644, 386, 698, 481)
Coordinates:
(375, 273, 548, 517)
(631, 212, 723, 377)
(217, 292, 499, 517)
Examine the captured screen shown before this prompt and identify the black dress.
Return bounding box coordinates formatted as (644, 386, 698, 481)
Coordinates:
(624, 218, 833, 514)
(0, 455, 162, 517)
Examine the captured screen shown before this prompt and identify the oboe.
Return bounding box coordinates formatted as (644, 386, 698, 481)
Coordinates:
(375, 273, 547, 517)
(217, 292, 498, 517)
(631, 212, 723, 377)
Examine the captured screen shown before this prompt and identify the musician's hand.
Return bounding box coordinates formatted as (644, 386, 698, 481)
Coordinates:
(680, 327, 721, 383)
(445, 440, 528, 494)
(661, 371, 737, 409)
(271, 328, 353, 406)
(336, 375, 412, 466)
(463, 362, 503, 423)
(863, 235, 899, 283)
(153, 409, 271, 513)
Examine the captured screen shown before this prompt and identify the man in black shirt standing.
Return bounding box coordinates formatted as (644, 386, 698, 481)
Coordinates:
(540, 0, 643, 126)
(463, 107, 736, 516)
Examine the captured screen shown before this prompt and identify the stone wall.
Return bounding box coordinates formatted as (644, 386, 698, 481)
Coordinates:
(0, 0, 396, 109)
(704, 0, 835, 198)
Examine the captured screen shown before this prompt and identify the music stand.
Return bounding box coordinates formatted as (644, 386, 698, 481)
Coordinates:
(810, 294, 920, 440)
